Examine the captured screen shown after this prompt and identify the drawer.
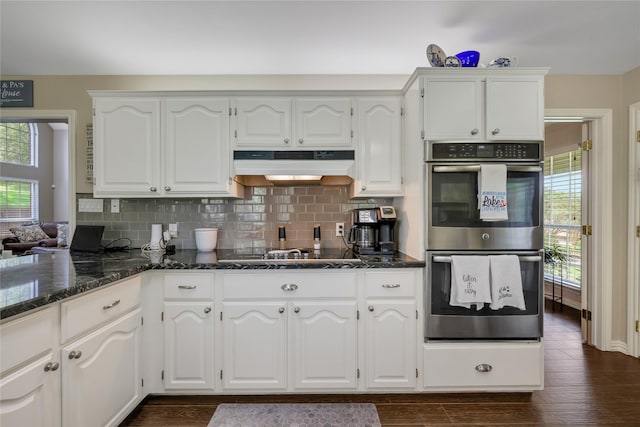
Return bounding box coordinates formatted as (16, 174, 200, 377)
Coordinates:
(164, 272, 214, 300)
(423, 342, 543, 389)
(0, 306, 58, 374)
(223, 271, 357, 299)
(61, 276, 141, 343)
(364, 270, 417, 298)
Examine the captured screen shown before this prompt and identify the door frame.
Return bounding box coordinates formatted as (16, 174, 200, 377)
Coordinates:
(0, 109, 77, 237)
(545, 108, 613, 351)
(628, 102, 640, 358)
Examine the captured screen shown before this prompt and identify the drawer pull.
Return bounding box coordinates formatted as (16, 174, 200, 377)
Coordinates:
(204, 307, 211, 314)
(281, 283, 299, 292)
(68, 351, 82, 360)
(475, 363, 493, 373)
(279, 307, 285, 314)
(178, 285, 197, 290)
(102, 300, 120, 310)
(382, 283, 400, 288)
(368, 305, 374, 312)
(294, 306, 300, 313)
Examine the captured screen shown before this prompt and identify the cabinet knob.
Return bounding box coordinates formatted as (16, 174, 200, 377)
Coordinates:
(68, 351, 82, 360)
(361, 186, 367, 191)
(471, 128, 479, 135)
(44, 361, 59, 372)
(279, 307, 285, 314)
(492, 128, 500, 135)
(150, 187, 157, 192)
(368, 305, 374, 312)
(204, 307, 211, 314)
(294, 306, 300, 313)
(298, 138, 303, 144)
(164, 186, 171, 191)
(284, 138, 289, 144)
(475, 363, 493, 373)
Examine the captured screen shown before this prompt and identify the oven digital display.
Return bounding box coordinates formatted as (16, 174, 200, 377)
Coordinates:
(477, 144, 494, 157)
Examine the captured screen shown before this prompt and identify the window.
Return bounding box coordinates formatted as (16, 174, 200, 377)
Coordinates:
(0, 122, 36, 166)
(0, 123, 39, 235)
(544, 149, 582, 287)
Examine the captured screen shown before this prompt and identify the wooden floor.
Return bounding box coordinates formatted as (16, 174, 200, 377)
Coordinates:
(120, 302, 640, 426)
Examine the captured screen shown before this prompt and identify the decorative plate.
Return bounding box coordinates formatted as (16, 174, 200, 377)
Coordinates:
(445, 56, 461, 67)
(426, 44, 446, 67)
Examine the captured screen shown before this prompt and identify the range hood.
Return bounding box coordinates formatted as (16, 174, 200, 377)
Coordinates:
(233, 150, 355, 185)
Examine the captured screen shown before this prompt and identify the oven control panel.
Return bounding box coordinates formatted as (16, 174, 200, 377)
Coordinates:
(430, 142, 541, 161)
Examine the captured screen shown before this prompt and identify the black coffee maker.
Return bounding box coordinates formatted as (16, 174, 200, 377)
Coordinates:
(348, 206, 397, 255)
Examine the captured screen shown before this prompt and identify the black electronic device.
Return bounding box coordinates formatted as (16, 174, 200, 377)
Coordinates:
(69, 225, 105, 253)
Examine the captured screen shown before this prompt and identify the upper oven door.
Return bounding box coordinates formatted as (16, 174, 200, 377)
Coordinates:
(427, 162, 543, 250)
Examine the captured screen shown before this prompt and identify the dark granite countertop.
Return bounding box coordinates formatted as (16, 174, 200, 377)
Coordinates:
(0, 249, 424, 320)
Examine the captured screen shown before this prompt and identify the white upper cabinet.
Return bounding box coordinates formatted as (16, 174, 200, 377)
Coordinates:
(423, 72, 545, 141)
(93, 98, 161, 197)
(164, 98, 233, 195)
(233, 97, 353, 149)
(294, 98, 352, 148)
(485, 76, 545, 140)
(351, 97, 403, 197)
(233, 97, 292, 148)
(424, 77, 483, 140)
(92, 94, 241, 198)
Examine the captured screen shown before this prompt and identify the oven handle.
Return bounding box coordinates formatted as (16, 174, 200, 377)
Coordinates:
(432, 165, 543, 173)
(432, 255, 542, 263)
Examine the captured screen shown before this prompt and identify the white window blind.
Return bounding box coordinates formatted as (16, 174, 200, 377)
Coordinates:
(544, 149, 582, 287)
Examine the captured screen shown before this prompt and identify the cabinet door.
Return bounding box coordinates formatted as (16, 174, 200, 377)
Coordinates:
(365, 300, 417, 389)
(486, 76, 545, 140)
(163, 302, 214, 390)
(62, 308, 142, 427)
(233, 97, 291, 148)
(291, 301, 357, 390)
(294, 98, 352, 148)
(0, 354, 61, 427)
(353, 97, 403, 197)
(424, 77, 483, 140)
(164, 98, 233, 195)
(222, 302, 287, 390)
(93, 98, 161, 197)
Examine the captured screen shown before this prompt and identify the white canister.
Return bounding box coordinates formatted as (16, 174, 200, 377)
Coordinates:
(194, 228, 218, 252)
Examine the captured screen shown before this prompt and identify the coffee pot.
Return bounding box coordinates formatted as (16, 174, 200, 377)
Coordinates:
(348, 206, 397, 254)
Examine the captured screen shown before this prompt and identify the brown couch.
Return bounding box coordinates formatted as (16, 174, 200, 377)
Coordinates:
(2, 222, 67, 254)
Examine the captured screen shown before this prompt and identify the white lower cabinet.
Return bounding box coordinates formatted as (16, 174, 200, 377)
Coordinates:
(363, 270, 418, 389)
(222, 301, 287, 390)
(162, 272, 215, 391)
(163, 302, 214, 390)
(291, 301, 358, 390)
(1, 306, 60, 427)
(61, 308, 142, 427)
(221, 271, 358, 392)
(0, 353, 61, 427)
(423, 341, 544, 391)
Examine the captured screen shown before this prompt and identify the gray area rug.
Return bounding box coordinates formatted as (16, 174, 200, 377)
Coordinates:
(208, 403, 381, 427)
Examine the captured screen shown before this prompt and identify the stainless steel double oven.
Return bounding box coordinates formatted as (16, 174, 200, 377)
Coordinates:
(425, 141, 544, 340)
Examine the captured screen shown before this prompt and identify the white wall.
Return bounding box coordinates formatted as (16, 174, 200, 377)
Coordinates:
(52, 125, 69, 221)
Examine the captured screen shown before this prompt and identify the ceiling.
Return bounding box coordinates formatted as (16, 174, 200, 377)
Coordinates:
(1, 0, 639, 76)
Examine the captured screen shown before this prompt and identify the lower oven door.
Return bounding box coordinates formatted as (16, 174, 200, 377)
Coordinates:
(425, 250, 543, 340)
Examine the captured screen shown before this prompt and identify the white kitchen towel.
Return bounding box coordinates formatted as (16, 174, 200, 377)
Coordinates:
(478, 164, 508, 221)
(450, 256, 492, 310)
(489, 255, 526, 310)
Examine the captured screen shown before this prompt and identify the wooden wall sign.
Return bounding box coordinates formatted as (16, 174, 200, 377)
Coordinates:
(0, 80, 34, 107)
